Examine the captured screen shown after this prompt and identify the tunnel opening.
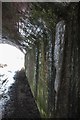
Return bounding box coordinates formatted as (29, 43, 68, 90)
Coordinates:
(0, 43, 25, 118)
(0, 43, 24, 70)
(0, 43, 25, 93)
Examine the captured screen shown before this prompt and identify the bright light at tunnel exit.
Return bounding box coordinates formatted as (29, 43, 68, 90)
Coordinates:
(0, 44, 24, 71)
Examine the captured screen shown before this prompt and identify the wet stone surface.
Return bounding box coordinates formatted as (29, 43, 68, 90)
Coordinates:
(0, 68, 40, 119)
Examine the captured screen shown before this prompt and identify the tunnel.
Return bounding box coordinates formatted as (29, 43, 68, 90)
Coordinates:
(0, 2, 41, 119)
(0, 1, 80, 119)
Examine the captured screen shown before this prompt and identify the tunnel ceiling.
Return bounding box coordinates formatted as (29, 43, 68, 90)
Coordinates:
(2, 2, 31, 53)
(2, 2, 71, 53)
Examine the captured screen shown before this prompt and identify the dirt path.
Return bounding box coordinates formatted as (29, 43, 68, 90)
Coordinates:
(2, 69, 41, 118)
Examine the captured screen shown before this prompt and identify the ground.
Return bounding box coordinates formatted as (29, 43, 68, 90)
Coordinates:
(2, 69, 41, 119)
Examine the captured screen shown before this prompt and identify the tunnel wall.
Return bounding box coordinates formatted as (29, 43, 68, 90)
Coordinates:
(25, 3, 79, 118)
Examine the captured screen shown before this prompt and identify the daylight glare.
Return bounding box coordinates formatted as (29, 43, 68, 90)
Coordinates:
(0, 44, 24, 71)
